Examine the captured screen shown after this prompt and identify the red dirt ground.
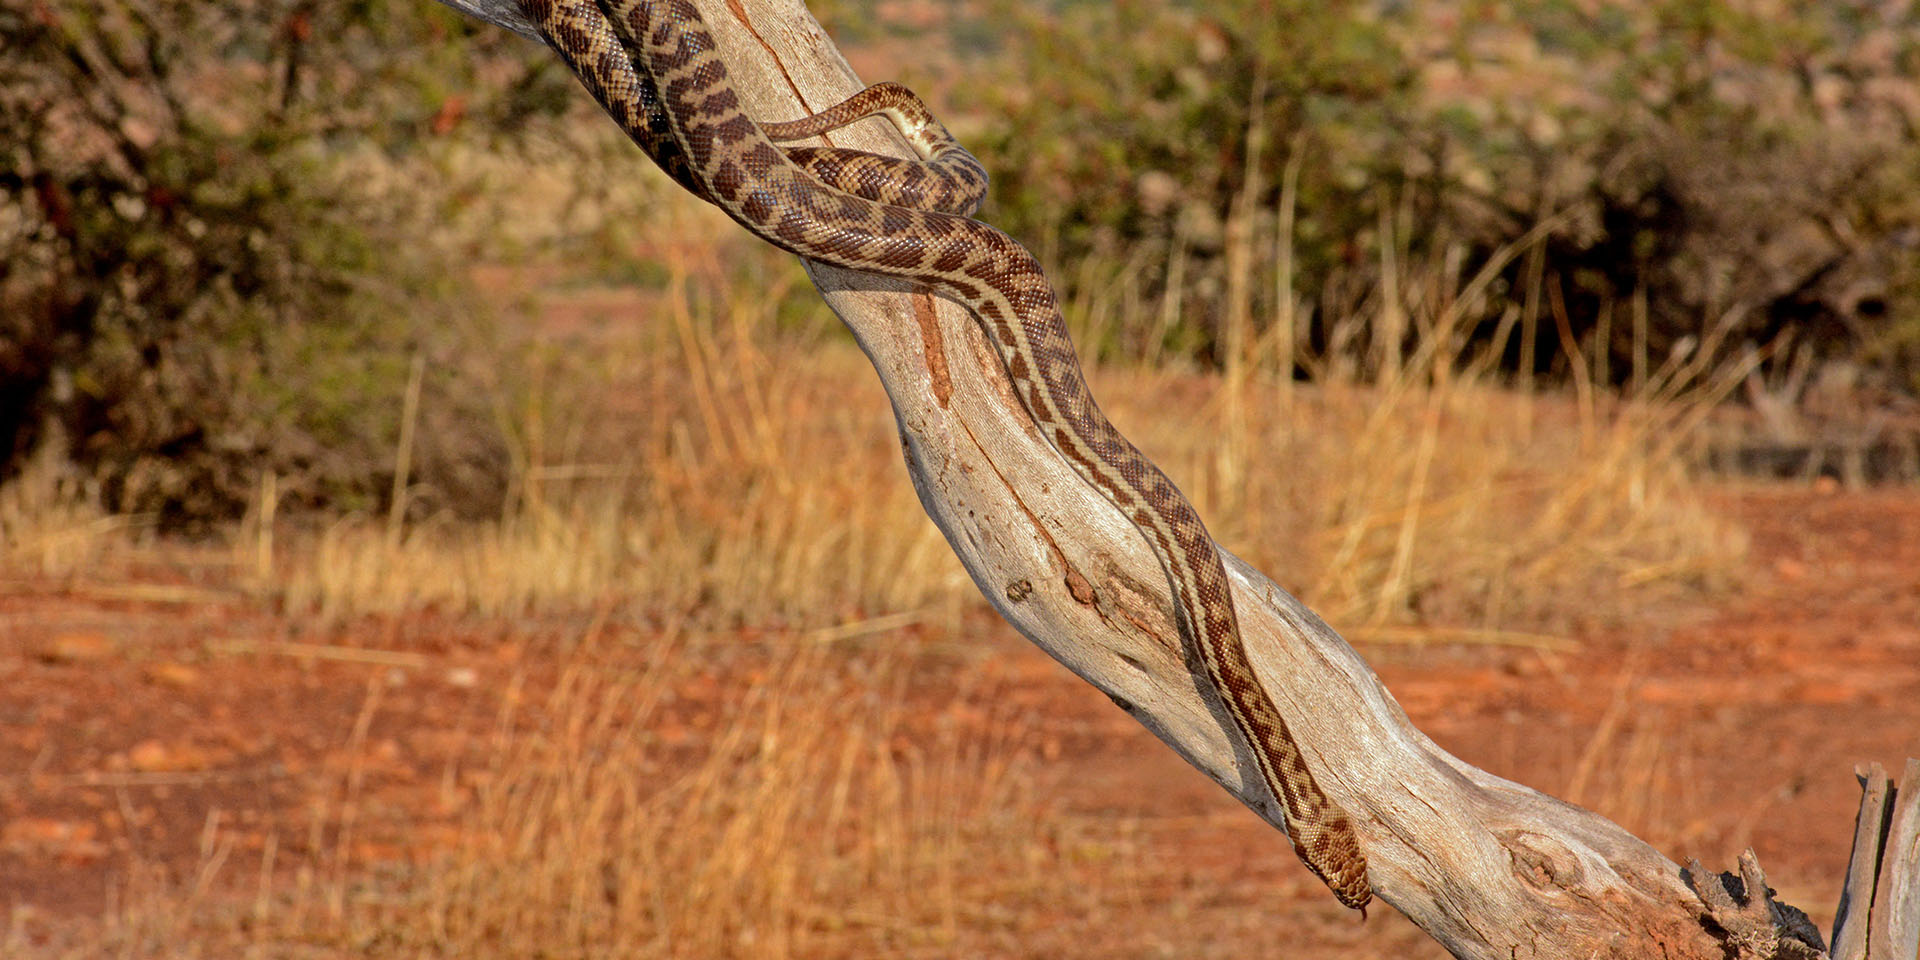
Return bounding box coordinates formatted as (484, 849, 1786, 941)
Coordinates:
(1, 483, 1916, 955)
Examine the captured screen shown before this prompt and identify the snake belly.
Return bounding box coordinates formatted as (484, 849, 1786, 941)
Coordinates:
(516, 0, 1372, 911)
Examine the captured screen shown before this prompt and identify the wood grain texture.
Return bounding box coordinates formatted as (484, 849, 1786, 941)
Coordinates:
(1869, 760, 1920, 960)
(1834, 764, 1892, 960)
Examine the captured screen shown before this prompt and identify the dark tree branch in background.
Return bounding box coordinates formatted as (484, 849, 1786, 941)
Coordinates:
(430, 0, 1918, 956)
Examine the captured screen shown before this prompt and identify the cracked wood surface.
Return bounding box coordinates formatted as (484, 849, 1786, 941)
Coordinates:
(429, 0, 1831, 955)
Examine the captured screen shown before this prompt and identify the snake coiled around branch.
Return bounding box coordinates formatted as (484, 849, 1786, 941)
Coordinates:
(518, 0, 1372, 911)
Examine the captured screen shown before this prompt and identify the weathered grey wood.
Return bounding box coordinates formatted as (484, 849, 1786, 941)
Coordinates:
(1869, 760, 1920, 960)
(427, 0, 1851, 957)
(1835, 764, 1894, 960)
(433, 0, 539, 37)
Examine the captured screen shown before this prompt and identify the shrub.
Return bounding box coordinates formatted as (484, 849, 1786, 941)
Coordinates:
(0, 0, 552, 524)
(969, 0, 1920, 389)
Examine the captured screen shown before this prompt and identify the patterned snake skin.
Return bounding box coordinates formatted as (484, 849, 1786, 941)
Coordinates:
(518, 0, 1371, 911)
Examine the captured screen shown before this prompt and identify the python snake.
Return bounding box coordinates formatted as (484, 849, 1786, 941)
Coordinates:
(518, 0, 1371, 911)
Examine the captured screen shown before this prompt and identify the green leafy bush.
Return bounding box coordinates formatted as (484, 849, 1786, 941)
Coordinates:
(970, 0, 1920, 388)
(0, 0, 557, 524)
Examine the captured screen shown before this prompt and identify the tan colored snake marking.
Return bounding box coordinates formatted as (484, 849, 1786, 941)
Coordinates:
(518, 0, 1371, 911)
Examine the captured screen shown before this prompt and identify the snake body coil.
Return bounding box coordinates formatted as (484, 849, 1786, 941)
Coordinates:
(520, 0, 1371, 911)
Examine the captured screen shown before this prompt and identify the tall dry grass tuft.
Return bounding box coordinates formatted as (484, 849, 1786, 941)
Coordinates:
(1089, 212, 1750, 638)
(0, 444, 141, 580)
(260, 195, 1745, 637)
(383, 640, 1047, 958)
(271, 213, 971, 626)
(1103, 369, 1744, 637)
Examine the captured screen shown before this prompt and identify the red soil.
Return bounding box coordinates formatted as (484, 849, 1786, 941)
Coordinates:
(1, 483, 1915, 955)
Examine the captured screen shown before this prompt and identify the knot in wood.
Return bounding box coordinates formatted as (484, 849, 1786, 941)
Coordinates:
(1063, 568, 1095, 605)
(1501, 829, 1584, 891)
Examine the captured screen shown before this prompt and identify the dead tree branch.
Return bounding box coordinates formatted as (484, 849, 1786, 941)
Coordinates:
(429, 0, 1911, 955)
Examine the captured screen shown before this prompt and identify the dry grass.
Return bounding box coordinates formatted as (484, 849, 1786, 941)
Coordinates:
(2, 308, 1739, 639)
(215, 193, 1749, 639)
(398, 640, 1049, 958)
(0, 444, 145, 581)
(8, 631, 1115, 959)
(1083, 364, 1744, 638)
(268, 243, 971, 627)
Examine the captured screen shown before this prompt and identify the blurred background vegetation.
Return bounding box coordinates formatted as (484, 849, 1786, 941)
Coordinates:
(3, 0, 1917, 533)
(958, 0, 1920, 381)
(2, 0, 566, 523)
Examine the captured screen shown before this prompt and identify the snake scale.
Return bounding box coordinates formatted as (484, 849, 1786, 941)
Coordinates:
(519, 0, 1371, 911)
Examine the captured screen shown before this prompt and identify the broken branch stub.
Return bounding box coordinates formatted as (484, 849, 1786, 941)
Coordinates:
(1833, 760, 1920, 960)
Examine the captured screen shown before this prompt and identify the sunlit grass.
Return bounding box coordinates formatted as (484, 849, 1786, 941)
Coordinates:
(4, 632, 1114, 959)
(0, 445, 145, 581)
(226, 195, 1747, 637)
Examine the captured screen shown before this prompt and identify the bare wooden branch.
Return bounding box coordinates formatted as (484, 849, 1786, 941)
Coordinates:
(1833, 764, 1893, 960)
(1871, 760, 1920, 959)
(1834, 761, 1920, 960)
(428, 0, 1892, 956)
